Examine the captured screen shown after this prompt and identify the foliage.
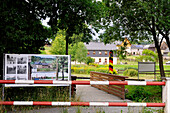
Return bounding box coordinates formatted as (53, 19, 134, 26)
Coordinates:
(85, 57, 95, 65)
(124, 66, 138, 70)
(125, 85, 162, 102)
(115, 46, 127, 61)
(2, 86, 69, 111)
(71, 65, 117, 74)
(136, 49, 158, 62)
(30, 0, 104, 54)
(100, 0, 170, 77)
(50, 30, 66, 55)
(75, 42, 88, 64)
(168, 52, 170, 57)
(123, 69, 138, 77)
(0, 0, 50, 79)
(89, 63, 99, 67)
(69, 44, 78, 63)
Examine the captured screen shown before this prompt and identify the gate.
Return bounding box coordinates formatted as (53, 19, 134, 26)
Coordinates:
(0, 78, 170, 113)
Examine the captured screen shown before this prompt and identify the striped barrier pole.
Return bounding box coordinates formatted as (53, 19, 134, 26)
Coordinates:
(109, 50, 113, 74)
(0, 101, 165, 107)
(0, 80, 165, 85)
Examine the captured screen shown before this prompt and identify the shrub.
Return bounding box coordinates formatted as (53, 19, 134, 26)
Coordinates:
(85, 57, 95, 65)
(123, 69, 138, 77)
(71, 66, 117, 74)
(89, 63, 99, 67)
(124, 66, 138, 70)
(125, 85, 162, 102)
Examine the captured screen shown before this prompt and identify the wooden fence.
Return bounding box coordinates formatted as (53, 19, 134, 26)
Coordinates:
(90, 71, 128, 99)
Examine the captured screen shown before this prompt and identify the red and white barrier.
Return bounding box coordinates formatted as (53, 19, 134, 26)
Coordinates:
(0, 80, 165, 85)
(0, 101, 165, 107)
(1, 78, 170, 113)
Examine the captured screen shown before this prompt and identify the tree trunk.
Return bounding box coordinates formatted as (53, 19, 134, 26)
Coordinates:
(56, 58, 58, 80)
(62, 64, 64, 80)
(66, 34, 68, 55)
(152, 17, 165, 77)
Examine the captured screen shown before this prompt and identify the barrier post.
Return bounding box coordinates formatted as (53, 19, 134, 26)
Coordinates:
(162, 78, 170, 113)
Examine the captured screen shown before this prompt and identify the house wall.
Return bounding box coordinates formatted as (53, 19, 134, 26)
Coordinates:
(126, 48, 143, 55)
(91, 57, 117, 65)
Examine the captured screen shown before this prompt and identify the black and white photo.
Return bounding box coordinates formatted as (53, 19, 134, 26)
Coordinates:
(7, 55, 16, 64)
(6, 75, 16, 80)
(17, 75, 27, 80)
(17, 65, 27, 74)
(7, 66, 16, 74)
(17, 57, 27, 64)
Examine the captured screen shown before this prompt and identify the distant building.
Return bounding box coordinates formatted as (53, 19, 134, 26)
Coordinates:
(84, 42, 118, 65)
(126, 45, 144, 55)
(33, 62, 51, 69)
(143, 44, 156, 52)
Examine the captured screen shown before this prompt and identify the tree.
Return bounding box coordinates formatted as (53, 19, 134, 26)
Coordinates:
(136, 49, 158, 62)
(0, 0, 49, 78)
(75, 42, 88, 64)
(50, 30, 66, 55)
(115, 41, 128, 61)
(100, 0, 169, 77)
(28, 0, 103, 55)
(68, 44, 78, 64)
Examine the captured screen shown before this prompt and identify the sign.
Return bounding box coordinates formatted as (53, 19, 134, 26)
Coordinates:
(138, 62, 156, 80)
(138, 62, 155, 72)
(4, 54, 71, 87)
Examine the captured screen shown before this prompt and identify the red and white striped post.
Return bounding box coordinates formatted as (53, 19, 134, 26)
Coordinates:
(162, 78, 170, 113)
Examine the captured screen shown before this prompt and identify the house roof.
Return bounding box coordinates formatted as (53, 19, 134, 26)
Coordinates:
(84, 42, 117, 50)
(131, 44, 143, 49)
(143, 44, 155, 49)
(116, 38, 131, 47)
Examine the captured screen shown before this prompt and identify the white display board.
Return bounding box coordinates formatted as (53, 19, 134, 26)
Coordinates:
(4, 54, 71, 87)
(138, 62, 155, 72)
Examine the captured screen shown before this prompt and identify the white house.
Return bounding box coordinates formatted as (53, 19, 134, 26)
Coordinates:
(84, 42, 118, 65)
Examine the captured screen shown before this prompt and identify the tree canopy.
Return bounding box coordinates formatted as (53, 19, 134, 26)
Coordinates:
(99, 0, 170, 77)
(50, 30, 66, 55)
(0, 0, 49, 78)
(28, 0, 103, 54)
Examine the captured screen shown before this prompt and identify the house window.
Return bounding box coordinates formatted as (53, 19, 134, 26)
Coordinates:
(105, 58, 107, 63)
(105, 51, 107, 55)
(87, 51, 90, 55)
(99, 51, 102, 55)
(93, 51, 96, 55)
(99, 58, 101, 62)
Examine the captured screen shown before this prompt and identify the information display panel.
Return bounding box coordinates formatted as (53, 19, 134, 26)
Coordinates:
(138, 62, 155, 72)
(4, 54, 71, 87)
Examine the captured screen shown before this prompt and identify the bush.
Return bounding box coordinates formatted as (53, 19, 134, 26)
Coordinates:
(124, 66, 138, 70)
(85, 57, 95, 65)
(123, 69, 138, 77)
(125, 85, 162, 102)
(89, 63, 99, 67)
(71, 66, 117, 74)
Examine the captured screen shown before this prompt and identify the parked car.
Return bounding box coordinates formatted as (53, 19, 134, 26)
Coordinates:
(166, 61, 170, 65)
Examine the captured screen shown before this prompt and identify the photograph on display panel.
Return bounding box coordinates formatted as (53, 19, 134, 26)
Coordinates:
(30, 55, 69, 81)
(4, 54, 71, 87)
